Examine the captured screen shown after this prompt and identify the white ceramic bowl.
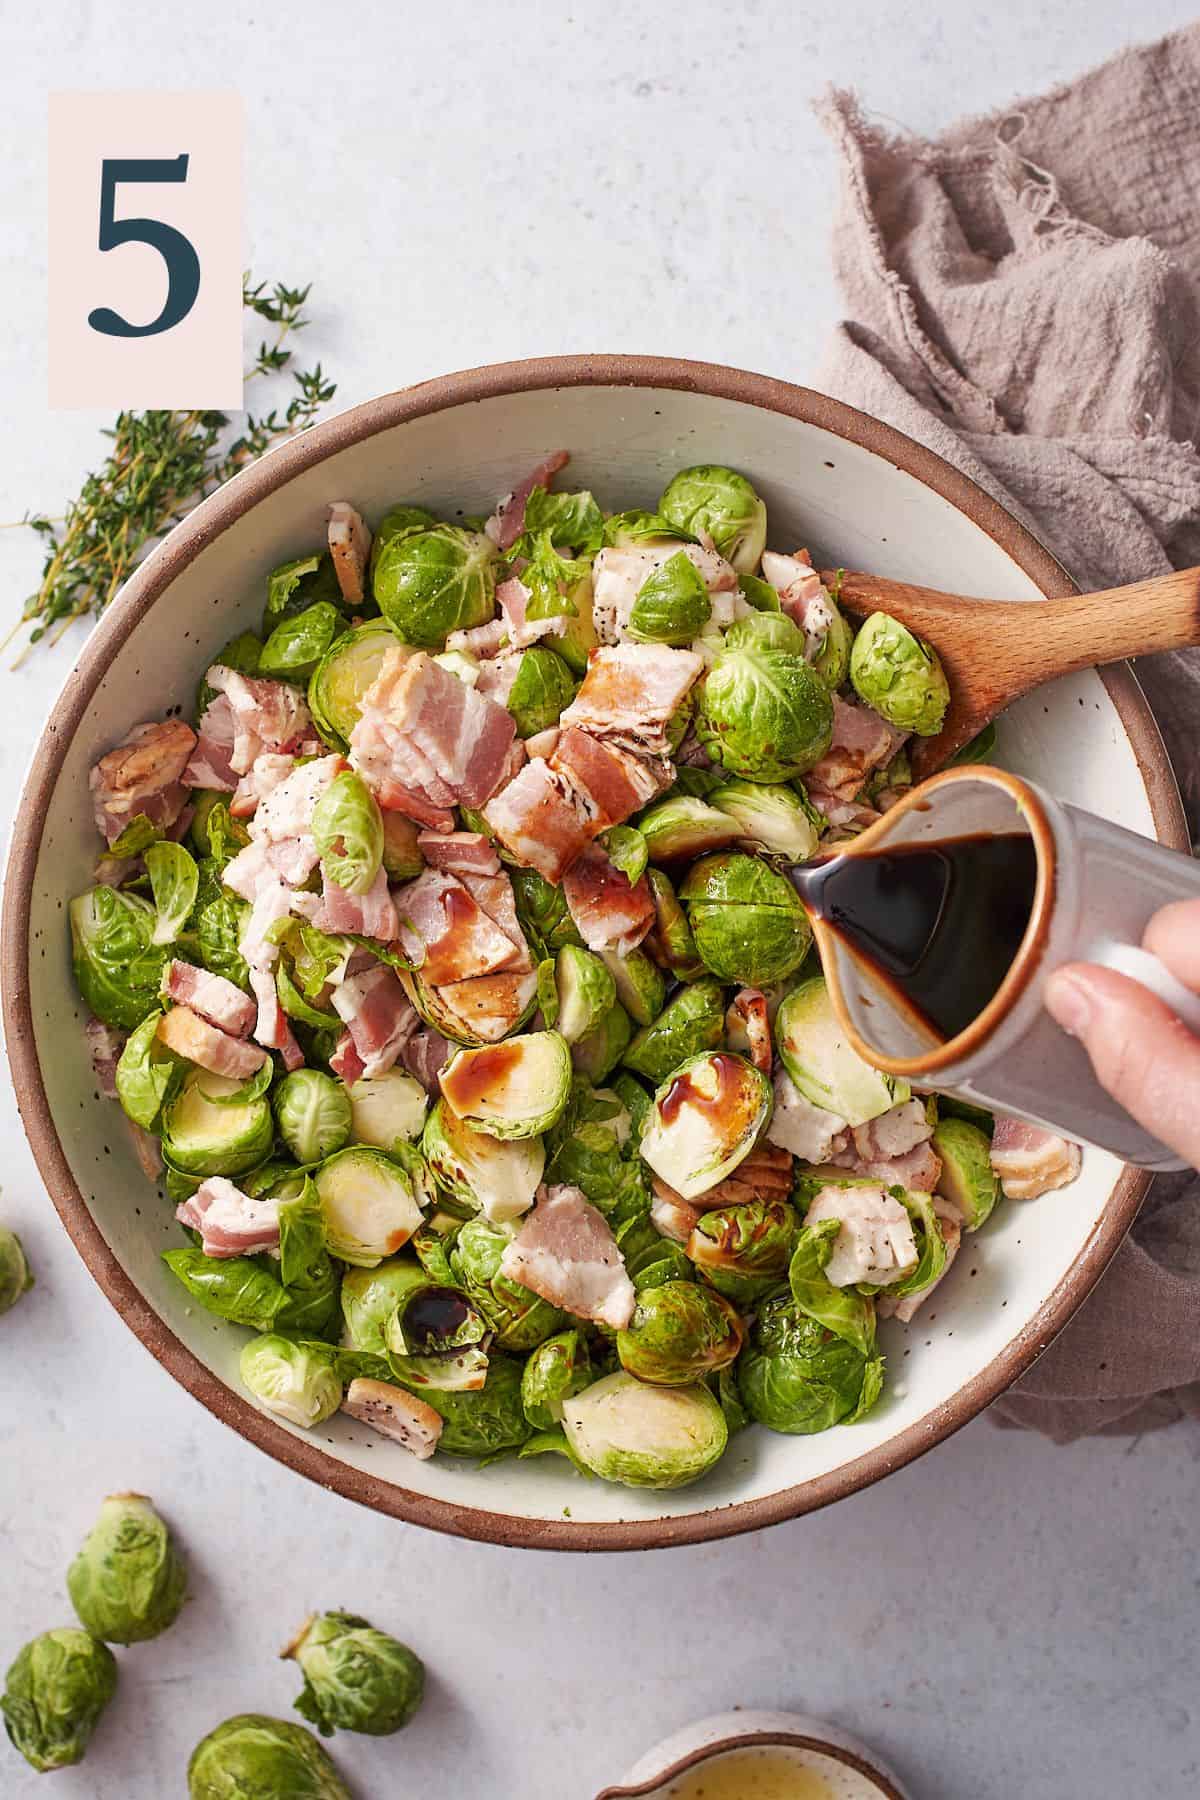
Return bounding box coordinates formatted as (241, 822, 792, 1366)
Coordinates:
(597, 1709, 912, 1798)
(2, 356, 1182, 1549)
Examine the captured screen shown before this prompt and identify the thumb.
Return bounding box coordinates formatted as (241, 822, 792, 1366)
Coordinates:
(1044, 962, 1200, 1168)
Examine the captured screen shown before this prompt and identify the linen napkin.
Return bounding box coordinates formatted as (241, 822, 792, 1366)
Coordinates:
(816, 24, 1200, 1439)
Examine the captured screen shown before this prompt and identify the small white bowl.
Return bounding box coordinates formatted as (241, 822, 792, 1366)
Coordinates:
(597, 1710, 912, 1797)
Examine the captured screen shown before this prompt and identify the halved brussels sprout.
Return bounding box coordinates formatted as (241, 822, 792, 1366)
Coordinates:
(617, 1281, 743, 1386)
(932, 1117, 1000, 1230)
(628, 550, 712, 645)
(548, 568, 598, 675)
(432, 647, 480, 686)
(621, 978, 726, 1085)
(448, 1218, 565, 1351)
(380, 812, 425, 883)
(70, 888, 168, 1031)
(418, 1353, 532, 1456)
(161, 1069, 274, 1179)
(264, 550, 342, 628)
(810, 602, 853, 690)
(348, 1071, 428, 1151)
(570, 1002, 633, 1084)
(709, 779, 822, 860)
(849, 611, 950, 736)
(637, 796, 740, 863)
(308, 618, 398, 752)
(0, 1226, 33, 1314)
(561, 1371, 728, 1488)
(372, 523, 497, 648)
(506, 645, 577, 738)
(738, 1291, 884, 1435)
(1, 1629, 118, 1773)
(440, 1032, 572, 1139)
(521, 1329, 593, 1430)
(240, 1335, 342, 1428)
(697, 630, 833, 782)
(378, 1264, 487, 1361)
(639, 1051, 772, 1201)
(687, 1197, 799, 1306)
(312, 769, 384, 895)
(554, 944, 617, 1045)
(188, 1714, 351, 1800)
(314, 1148, 427, 1266)
(259, 601, 345, 682)
(274, 1070, 353, 1165)
(421, 1098, 544, 1224)
(66, 1493, 186, 1645)
(598, 948, 665, 1029)
(776, 976, 909, 1127)
(283, 1611, 424, 1739)
(658, 465, 767, 573)
(643, 866, 704, 981)
(681, 852, 812, 987)
(341, 1258, 456, 1355)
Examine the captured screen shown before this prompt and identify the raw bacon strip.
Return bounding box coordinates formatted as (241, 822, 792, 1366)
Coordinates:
(248, 966, 305, 1071)
(393, 868, 522, 984)
(499, 1184, 635, 1329)
(485, 450, 571, 551)
(230, 753, 296, 820)
(253, 755, 342, 843)
(550, 727, 671, 834)
(176, 1176, 280, 1259)
(482, 759, 591, 883)
(496, 575, 566, 648)
(416, 831, 501, 877)
(877, 1207, 962, 1323)
(350, 648, 516, 821)
(761, 550, 837, 656)
(726, 988, 772, 1074)
(163, 960, 256, 1038)
(456, 870, 533, 971)
(765, 1068, 849, 1164)
(330, 964, 418, 1078)
(331, 1030, 367, 1087)
(559, 643, 703, 757)
(185, 694, 239, 791)
(201, 666, 316, 777)
(990, 1118, 1082, 1199)
(401, 1027, 452, 1094)
(90, 719, 197, 845)
(311, 866, 399, 942)
(562, 845, 654, 956)
(86, 1018, 126, 1098)
(805, 696, 908, 806)
(650, 1187, 702, 1244)
(327, 501, 372, 605)
(157, 1006, 269, 1081)
(852, 1099, 932, 1163)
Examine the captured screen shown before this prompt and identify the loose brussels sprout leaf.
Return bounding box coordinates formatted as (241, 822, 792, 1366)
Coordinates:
(617, 1281, 743, 1386)
(308, 618, 399, 752)
(681, 852, 812, 987)
(739, 1291, 884, 1434)
(520, 484, 605, 554)
(70, 887, 168, 1030)
(190, 797, 250, 866)
(697, 636, 834, 780)
(163, 1246, 327, 1335)
(810, 603, 854, 690)
(859, 1188, 947, 1301)
(554, 944, 617, 1045)
(506, 644, 577, 737)
(599, 948, 665, 1028)
(448, 1218, 565, 1351)
(602, 508, 696, 548)
(688, 1197, 800, 1308)
(265, 551, 343, 629)
(240, 1334, 342, 1428)
(621, 977, 726, 1085)
(370, 503, 438, 572)
(419, 1353, 532, 1456)
(776, 976, 910, 1127)
(161, 1068, 274, 1178)
(639, 1051, 772, 1202)
(550, 567, 599, 675)
(609, 1070, 652, 1143)
(519, 531, 591, 625)
(372, 523, 497, 648)
(788, 1217, 877, 1357)
(0, 1225, 33, 1314)
(716, 1362, 749, 1435)
(562, 1370, 728, 1488)
(314, 1147, 426, 1267)
(275, 1183, 340, 1333)
(932, 1117, 1000, 1229)
(105, 812, 161, 858)
(440, 1032, 572, 1139)
(659, 464, 767, 572)
(115, 1012, 183, 1131)
(259, 601, 346, 682)
(348, 1070, 428, 1151)
(312, 769, 384, 896)
(187, 1713, 351, 1800)
(1, 1629, 117, 1773)
(709, 779, 822, 861)
(638, 795, 741, 863)
(421, 1098, 544, 1224)
(277, 961, 339, 1030)
(849, 611, 950, 736)
(950, 720, 998, 765)
(184, 858, 249, 987)
(380, 811, 425, 883)
(616, 1212, 693, 1290)
(570, 1001, 633, 1084)
(66, 1493, 186, 1646)
(600, 823, 648, 888)
(628, 550, 712, 645)
(737, 571, 781, 612)
(145, 842, 200, 947)
(510, 867, 584, 959)
(197, 629, 263, 715)
(643, 867, 704, 981)
(283, 1611, 424, 1739)
(521, 1329, 592, 1430)
(274, 1069, 353, 1165)
(544, 1108, 646, 1221)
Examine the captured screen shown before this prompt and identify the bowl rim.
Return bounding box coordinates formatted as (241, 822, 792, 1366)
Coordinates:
(594, 1728, 907, 1798)
(2, 352, 1183, 1551)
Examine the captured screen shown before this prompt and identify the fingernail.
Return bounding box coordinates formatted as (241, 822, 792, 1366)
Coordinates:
(1046, 970, 1092, 1036)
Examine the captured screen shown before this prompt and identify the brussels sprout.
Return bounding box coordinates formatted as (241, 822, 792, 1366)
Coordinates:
(372, 523, 497, 648)
(599, 948, 665, 1028)
(521, 484, 605, 554)
(66, 1493, 186, 1645)
(187, 857, 250, 987)
(377, 812, 424, 883)
(642, 867, 703, 980)
(0, 1226, 32, 1314)
(440, 1032, 572, 1139)
(449, 1217, 565, 1351)
(70, 887, 168, 1031)
(521, 1329, 592, 1430)
(259, 602, 345, 682)
(420, 1352, 532, 1455)
(621, 978, 726, 1084)
(809, 602, 854, 690)
(348, 1071, 428, 1150)
(610, 1070, 652, 1142)
(240, 1335, 342, 1428)
(601, 822, 649, 888)
(571, 1001, 634, 1083)
(421, 1098, 544, 1224)
(688, 1197, 799, 1306)
(308, 618, 399, 751)
(552, 943, 617, 1045)
(638, 795, 741, 863)
(775, 976, 909, 1126)
(617, 1281, 743, 1385)
(283, 1611, 424, 1739)
(603, 508, 695, 548)
(709, 779, 823, 860)
(273, 1069, 352, 1165)
(433, 649, 481, 688)
(849, 611, 950, 736)
(312, 770, 384, 896)
(510, 866, 584, 959)
(628, 550, 713, 645)
(144, 841, 200, 947)
(659, 464, 767, 572)
(161, 1068, 274, 1178)
(188, 1714, 351, 1799)
(562, 1371, 728, 1488)
(615, 1211, 693, 1291)
(639, 1050, 772, 1201)
(379, 1267, 486, 1360)
(2, 1629, 117, 1773)
(506, 645, 577, 737)
(314, 1147, 426, 1267)
(164, 1222, 338, 1335)
(697, 632, 834, 781)
(265, 550, 342, 629)
(371, 503, 438, 571)
(739, 1291, 884, 1434)
(933, 1117, 1000, 1230)
(681, 852, 811, 987)
(543, 1086, 646, 1219)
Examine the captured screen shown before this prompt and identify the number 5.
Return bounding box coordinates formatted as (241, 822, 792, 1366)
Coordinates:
(87, 156, 201, 339)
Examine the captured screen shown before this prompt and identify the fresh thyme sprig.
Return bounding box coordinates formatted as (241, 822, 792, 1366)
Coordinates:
(6, 277, 337, 663)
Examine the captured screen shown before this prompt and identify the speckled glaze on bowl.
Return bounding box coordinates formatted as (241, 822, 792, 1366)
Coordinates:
(597, 1709, 912, 1798)
(1, 356, 1184, 1550)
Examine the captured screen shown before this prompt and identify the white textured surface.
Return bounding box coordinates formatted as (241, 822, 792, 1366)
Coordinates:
(1, 3, 1198, 1797)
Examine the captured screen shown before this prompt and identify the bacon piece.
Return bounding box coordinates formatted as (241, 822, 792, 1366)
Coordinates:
(247, 966, 304, 1070)
(330, 964, 418, 1078)
(327, 501, 372, 605)
(185, 693, 239, 791)
(416, 831, 501, 877)
(765, 1068, 849, 1164)
(401, 1027, 453, 1093)
(350, 648, 516, 823)
(176, 1176, 280, 1259)
(559, 643, 704, 758)
(200, 667, 316, 777)
(456, 870, 533, 971)
(157, 1006, 269, 1081)
(806, 696, 908, 806)
(482, 758, 591, 883)
(591, 543, 737, 644)
(230, 753, 296, 820)
(807, 791, 882, 838)
(524, 726, 560, 762)
(726, 989, 772, 1073)
(86, 1017, 126, 1098)
(393, 868, 521, 984)
(550, 727, 670, 833)
(990, 1118, 1082, 1199)
(496, 575, 567, 648)
(562, 844, 654, 955)
(804, 1183, 919, 1288)
(761, 550, 837, 656)
(90, 719, 197, 845)
(331, 1030, 367, 1086)
(163, 960, 256, 1038)
(447, 617, 507, 660)
(342, 1378, 443, 1459)
(852, 1099, 932, 1163)
(499, 1184, 635, 1329)
(485, 450, 571, 551)
(650, 1187, 702, 1244)
(253, 755, 342, 843)
(311, 867, 399, 942)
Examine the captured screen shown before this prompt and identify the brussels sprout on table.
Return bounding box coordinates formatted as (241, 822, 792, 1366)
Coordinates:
(617, 1280, 743, 1385)
(188, 1713, 351, 1800)
(66, 1493, 186, 1645)
(681, 852, 812, 988)
(0, 1225, 33, 1314)
(440, 1032, 572, 1139)
(628, 549, 713, 644)
(421, 1098, 544, 1224)
(274, 1069, 353, 1165)
(738, 1291, 884, 1435)
(521, 1328, 593, 1430)
(658, 464, 767, 573)
(283, 1611, 425, 1739)
(849, 610, 950, 735)
(639, 1050, 772, 1202)
(562, 1370, 728, 1488)
(2, 1628, 117, 1773)
(695, 625, 833, 781)
(372, 522, 497, 648)
(240, 1335, 343, 1428)
(621, 977, 726, 1084)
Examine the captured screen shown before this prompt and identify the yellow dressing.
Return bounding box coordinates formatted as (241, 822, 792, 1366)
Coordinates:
(662, 1747, 837, 1800)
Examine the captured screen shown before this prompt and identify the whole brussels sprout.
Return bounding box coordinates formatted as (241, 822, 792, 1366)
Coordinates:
(274, 1069, 353, 1165)
(2, 1628, 117, 1773)
(696, 632, 833, 781)
(188, 1713, 351, 1799)
(628, 550, 712, 645)
(739, 1292, 884, 1435)
(562, 1371, 728, 1488)
(506, 645, 577, 737)
(658, 465, 767, 572)
(312, 769, 384, 895)
(372, 523, 497, 648)
(687, 1198, 799, 1306)
(69, 887, 168, 1031)
(617, 1281, 744, 1386)
(0, 1226, 33, 1314)
(849, 610, 950, 735)
(449, 1217, 565, 1351)
(240, 1335, 343, 1429)
(66, 1493, 186, 1644)
(681, 852, 812, 987)
(621, 978, 726, 1085)
(370, 502, 438, 572)
(283, 1611, 424, 1738)
(521, 1328, 593, 1430)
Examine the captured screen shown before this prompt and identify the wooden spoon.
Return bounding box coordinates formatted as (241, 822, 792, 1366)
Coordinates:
(826, 566, 1200, 777)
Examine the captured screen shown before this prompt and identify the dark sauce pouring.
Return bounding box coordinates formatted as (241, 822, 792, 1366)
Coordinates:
(790, 832, 1039, 1043)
